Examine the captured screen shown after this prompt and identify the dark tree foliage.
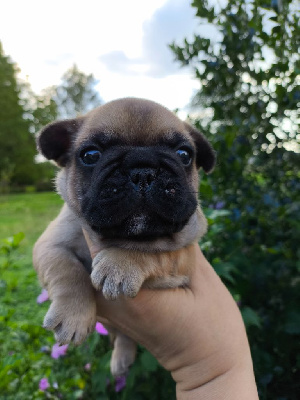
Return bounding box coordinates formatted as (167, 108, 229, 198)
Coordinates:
(0, 42, 37, 189)
(171, 1, 299, 399)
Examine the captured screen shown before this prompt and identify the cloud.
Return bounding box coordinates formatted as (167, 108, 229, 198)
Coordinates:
(100, 0, 222, 79)
(100, 0, 199, 78)
(99, 51, 144, 75)
(141, 0, 199, 77)
(45, 53, 74, 67)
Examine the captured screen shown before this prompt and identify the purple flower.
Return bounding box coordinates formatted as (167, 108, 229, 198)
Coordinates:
(37, 289, 49, 304)
(51, 343, 68, 359)
(39, 378, 49, 391)
(215, 201, 225, 210)
(95, 322, 108, 335)
(84, 363, 91, 371)
(115, 375, 126, 392)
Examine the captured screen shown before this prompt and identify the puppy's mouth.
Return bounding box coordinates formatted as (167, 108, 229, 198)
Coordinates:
(82, 177, 196, 240)
(127, 214, 148, 236)
(92, 213, 155, 240)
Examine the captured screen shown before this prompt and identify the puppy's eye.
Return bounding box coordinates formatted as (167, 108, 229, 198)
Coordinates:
(80, 148, 101, 165)
(176, 148, 192, 166)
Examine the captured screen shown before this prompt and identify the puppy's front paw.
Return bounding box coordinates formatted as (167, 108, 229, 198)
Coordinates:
(43, 295, 96, 345)
(91, 251, 145, 300)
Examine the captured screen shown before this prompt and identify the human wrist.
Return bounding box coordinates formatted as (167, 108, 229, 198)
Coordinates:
(168, 313, 258, 400)
(175, 361, 258, 400)
(170, 337, 258, 400)
(159, 256, 259, 400)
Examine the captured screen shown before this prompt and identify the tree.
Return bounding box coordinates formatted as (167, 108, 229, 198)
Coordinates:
(23, 86, 58, 135)
(171, 1, 299, 399)
(0, 42, 37, 190)
(55, 64, 102, 118)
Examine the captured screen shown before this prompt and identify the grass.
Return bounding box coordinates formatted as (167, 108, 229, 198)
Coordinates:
(0, 192, 63, 324)
(0, 192, 106, 399)
(0, 191, 63, 247)
(0, 192, 174, 399)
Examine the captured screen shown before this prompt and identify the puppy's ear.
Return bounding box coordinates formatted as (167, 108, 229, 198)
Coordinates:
(184, 122, 216, 173)
(37, 118, 84, 167)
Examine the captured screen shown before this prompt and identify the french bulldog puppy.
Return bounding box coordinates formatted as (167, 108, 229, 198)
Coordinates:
(33, 98, 215, 377)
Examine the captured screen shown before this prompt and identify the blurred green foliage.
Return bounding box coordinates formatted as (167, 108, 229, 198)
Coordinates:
(0, 43, 37, 190)
(0, 44, 101, 193)
(0, 228, 175, 399)
(171, 0, 299, 399)
(55, 64, 102, 119)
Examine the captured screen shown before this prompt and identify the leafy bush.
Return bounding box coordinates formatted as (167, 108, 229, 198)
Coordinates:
(200, 168, 300, 399)
(171, 1, 300, 398)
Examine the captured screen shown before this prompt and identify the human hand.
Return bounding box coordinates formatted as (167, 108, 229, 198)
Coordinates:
(84, 233, 258, 399)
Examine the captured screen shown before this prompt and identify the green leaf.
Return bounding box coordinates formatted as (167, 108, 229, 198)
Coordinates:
(140, 351, 159, 372)
(284, 312, 300, 335)
(1, 232, 24, 250)
(91, 372, 108, 394)
(272, 25, 281, 35)
(205, 209, 231, 220)
(241, 307, 261, 329)
(199, 179, 213, 198)
(213, 261, 237, 284)
(11, 232, 25, 247)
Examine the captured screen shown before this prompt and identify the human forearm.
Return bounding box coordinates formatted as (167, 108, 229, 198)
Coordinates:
(170, 254, 258, 399)
(94, 246, 259, 399)
(174, 335, 258, 400)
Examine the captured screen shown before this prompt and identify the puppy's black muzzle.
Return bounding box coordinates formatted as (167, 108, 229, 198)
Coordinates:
(79, 145, 197, 239)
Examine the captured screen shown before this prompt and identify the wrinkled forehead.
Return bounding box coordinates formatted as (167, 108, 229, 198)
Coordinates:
(77, 98, 188, 145)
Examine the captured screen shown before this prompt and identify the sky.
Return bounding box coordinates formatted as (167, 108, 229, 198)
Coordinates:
(0, 0, 214, 114)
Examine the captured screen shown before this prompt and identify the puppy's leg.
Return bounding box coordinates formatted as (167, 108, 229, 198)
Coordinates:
(144, 275, 189, 289)
(90, 243, 196, 299)
(33, 204, 96, 345)
(100, 325, 137, 377)
(110, 332, 137, 377)
(144, 244, 197, 289)
(89, 245, 196, 377)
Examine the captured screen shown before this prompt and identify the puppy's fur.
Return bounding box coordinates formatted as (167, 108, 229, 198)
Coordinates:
(33, 98, 215, 377)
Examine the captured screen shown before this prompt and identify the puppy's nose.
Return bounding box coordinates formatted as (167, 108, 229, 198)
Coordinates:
(129, 168, 157, 191)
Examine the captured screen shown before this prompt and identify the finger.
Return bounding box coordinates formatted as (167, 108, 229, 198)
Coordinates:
(82, 228, 101, 259)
